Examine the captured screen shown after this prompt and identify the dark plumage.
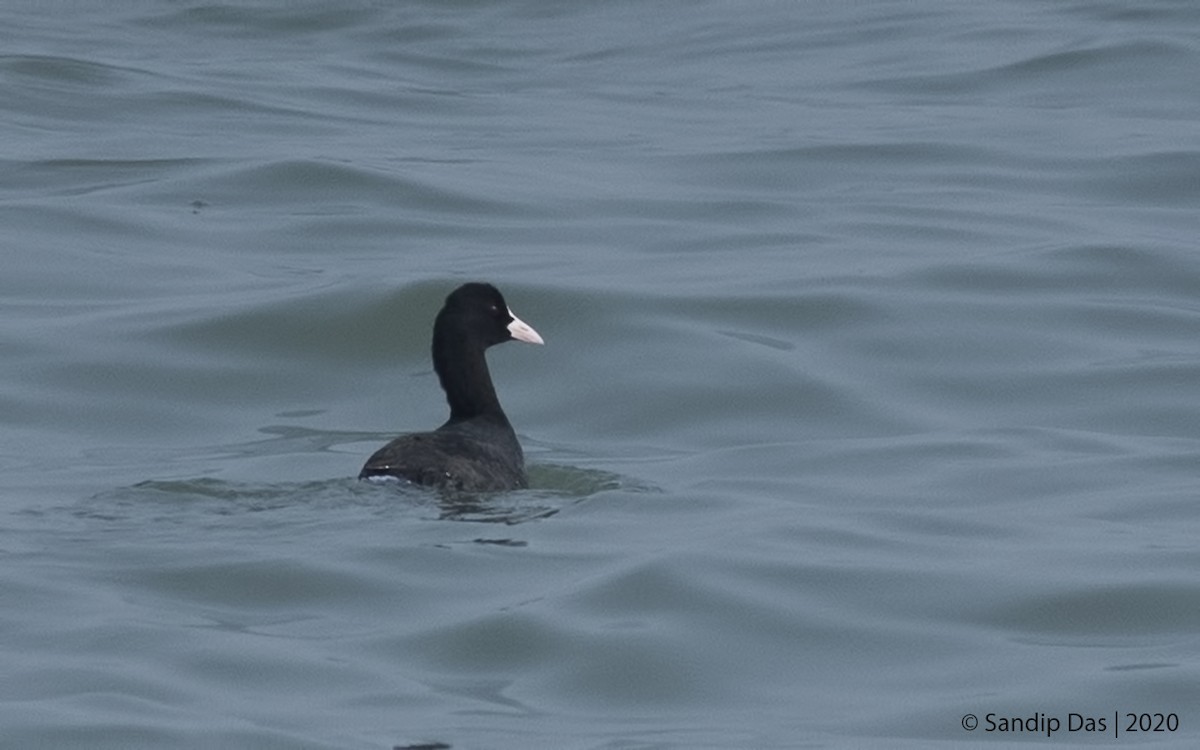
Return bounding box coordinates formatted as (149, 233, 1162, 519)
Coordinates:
(359, 283, 543, 492)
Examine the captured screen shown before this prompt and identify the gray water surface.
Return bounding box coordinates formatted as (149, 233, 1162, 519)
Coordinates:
(3, 2, 1199, 748)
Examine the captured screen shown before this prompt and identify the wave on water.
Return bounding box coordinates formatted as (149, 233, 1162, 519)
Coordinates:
(80, 450, 643, 528)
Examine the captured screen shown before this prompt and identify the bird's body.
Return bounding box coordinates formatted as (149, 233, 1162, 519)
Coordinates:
(360, 416, 526, 491)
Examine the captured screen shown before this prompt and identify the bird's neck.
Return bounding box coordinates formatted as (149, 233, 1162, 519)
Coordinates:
(433, 333, 505, 424)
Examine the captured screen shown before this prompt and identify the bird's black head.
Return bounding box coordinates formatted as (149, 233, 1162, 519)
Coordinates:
(439, 283, 543, 348)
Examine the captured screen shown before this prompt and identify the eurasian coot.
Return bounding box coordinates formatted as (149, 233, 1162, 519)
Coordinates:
(359, 283, 543, 491)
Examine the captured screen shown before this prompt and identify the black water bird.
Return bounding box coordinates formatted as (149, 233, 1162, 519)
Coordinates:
(359, 283, 544, 491)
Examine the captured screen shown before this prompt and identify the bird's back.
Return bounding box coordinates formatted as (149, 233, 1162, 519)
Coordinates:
(358, 420, 527, 492)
